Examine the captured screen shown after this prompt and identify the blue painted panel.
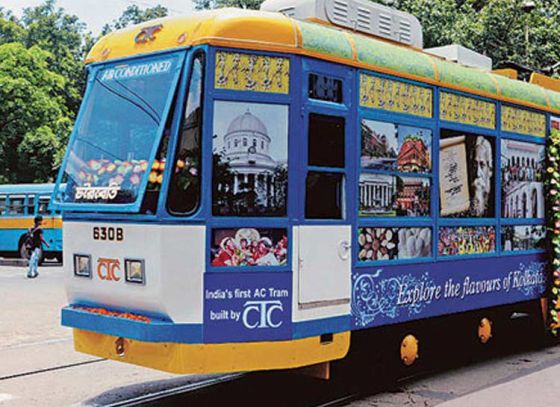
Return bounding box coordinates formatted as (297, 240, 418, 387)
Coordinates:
(293, 315, 350, 339)
(61, 306, 203, 343)
(204, 272, 292, 343)
(352, 254, 546, 329)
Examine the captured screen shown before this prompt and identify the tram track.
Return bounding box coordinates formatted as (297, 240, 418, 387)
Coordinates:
(0, 358, 106, 381)
(100, 374, 244, 407)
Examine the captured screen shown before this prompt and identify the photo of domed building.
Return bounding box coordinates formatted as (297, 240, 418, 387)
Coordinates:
(212, 101, 288, 216)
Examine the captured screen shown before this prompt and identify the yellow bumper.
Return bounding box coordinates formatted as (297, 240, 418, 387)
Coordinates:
(73, 328, 350, 374)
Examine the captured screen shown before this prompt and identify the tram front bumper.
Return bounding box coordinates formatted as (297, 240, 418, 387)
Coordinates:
(63, 306, 350, 374)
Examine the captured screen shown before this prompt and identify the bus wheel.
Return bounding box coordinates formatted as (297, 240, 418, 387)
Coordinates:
(18, 238, 30, 260)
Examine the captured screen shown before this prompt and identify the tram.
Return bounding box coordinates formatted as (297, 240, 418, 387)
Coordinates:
(55, 0, 560, 377)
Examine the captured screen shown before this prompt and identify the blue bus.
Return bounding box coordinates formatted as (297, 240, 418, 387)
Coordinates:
(0, 184, 63, 262)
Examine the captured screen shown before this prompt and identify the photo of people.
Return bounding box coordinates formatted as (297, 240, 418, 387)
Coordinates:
(211, 228, 288, 267)
(438, 226, 496, 256)
(358, 227, 431, 261)
(439, 131, 495, 218)
(361, 121, 432, 174)
(359, 174, 430, 217)
(501, 225, 545, 252)
(212, 101, 288, 217)
(501, 139, 544, 218)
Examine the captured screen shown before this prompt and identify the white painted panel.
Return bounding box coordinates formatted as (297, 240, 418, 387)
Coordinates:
(297, 225, 351, 305)
(63, 222, 204, 324)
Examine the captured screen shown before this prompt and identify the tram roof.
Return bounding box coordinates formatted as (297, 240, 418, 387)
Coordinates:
(86, 8, 560, 114)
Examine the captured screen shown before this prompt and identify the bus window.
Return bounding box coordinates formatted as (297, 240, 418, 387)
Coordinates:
(0, 196, 5, 216)
(8, 196, 25, 215)
(27, 195, 35, 215)
(167, 53, 204, 215)
(38, 197, 51, 215)
(212, 101, 289, 217)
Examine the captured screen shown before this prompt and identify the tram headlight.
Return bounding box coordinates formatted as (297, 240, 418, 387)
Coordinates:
(125, 259, 145, 284)
(73, 254, 92, 278)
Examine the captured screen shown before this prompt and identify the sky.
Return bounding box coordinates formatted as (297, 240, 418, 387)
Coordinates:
(1, 0, 194, 34)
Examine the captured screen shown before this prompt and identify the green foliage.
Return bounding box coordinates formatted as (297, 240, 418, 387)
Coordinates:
(0, 43, 68, 183)
(390, 0, 560, 72)
(0, 1, 171, 184)
(101, 5, 169, 35)
(193, 0, 263, 10)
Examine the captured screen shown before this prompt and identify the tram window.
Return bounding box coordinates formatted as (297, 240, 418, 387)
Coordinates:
(212, 101, 289, 217)
(0, 196, 5, 216)
(308, 114, 345, 168)
(167, 53, 205, 215)
(8, 196, 25, 215)
(27, 195, 35, 215)
(308, 73, 343, 103)
(305, 172, 343, 219)
(38, 197, 50, 214)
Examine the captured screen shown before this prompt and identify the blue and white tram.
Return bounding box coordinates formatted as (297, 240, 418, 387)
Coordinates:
(54, 3, 557, 375)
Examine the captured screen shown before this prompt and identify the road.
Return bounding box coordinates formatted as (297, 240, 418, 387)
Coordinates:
(0, 264, 210, 407)
(1, 264, 559, 406)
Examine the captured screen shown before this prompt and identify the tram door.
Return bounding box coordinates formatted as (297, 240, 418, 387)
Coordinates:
(296, 63, 352, 312)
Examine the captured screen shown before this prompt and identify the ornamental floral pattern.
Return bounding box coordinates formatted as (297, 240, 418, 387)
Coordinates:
(546, 117, 560, 335)
(359, 73, 433, 118)
(214, 51, 290, 94)
(352, 270, 436, 327)
(501, 105, 546, 138)
(440, 92, 495, 129)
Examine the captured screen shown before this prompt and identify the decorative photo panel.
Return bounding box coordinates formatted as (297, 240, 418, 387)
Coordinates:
(358, 227, 431, 262)
(361, 120, 432, 174)
(212, 101, 288, 217)
(211, 228, 288, 267)
(501, 225, 545, 252)
(438, 226, 496, 256)
(359, 174, 430, 217)
(439, 130, 495, 218)
(501, 139, 545, 218)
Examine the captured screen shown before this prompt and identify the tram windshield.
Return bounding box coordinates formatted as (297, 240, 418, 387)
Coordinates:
(56, 52, 183, 209)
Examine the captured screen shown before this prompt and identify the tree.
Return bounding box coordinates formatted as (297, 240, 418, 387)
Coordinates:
(0, 43, 70, 183)
(0, 8, 25, 45)
(21, 0, 89, 114)
(101, 5, 169, 35)
(193, 0, 262, 10)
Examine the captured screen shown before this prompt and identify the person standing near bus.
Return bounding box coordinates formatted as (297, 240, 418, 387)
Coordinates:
(27, 216, 50, 279)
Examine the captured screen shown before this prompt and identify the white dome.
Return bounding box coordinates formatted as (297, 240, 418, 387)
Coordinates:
(227, 110, 268, 136)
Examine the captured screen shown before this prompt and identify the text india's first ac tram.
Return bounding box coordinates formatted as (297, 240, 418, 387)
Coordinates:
(54, 0, 560, 376)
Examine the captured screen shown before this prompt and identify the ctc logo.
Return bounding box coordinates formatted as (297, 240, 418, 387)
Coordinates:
(97, 258, 121, 282)
(242, 300, 284, 329)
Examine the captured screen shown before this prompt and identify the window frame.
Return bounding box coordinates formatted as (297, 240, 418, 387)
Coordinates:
(165, 50, 206, 217)
(356, 69, 436, 266)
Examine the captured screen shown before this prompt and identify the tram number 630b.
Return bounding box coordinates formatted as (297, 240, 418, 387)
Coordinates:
(93, 227, 124, 242)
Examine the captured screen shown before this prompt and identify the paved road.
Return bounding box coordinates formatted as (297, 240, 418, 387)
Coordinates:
(0, 265, 206, 407)
(1, 264, 559, 406)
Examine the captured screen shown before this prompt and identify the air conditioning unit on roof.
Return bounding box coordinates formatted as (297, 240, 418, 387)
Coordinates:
(260, 0, 423, 49)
